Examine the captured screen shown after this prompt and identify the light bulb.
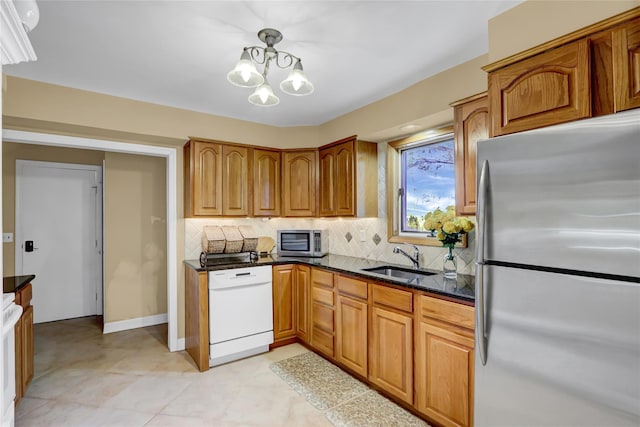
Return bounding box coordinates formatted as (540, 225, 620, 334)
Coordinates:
(259, 87, 269, 104)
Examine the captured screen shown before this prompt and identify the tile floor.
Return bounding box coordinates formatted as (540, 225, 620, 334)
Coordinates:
(16, 316, 332, 426)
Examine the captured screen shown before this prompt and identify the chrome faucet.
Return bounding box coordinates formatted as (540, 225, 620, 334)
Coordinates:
(393, 243, 420, 269)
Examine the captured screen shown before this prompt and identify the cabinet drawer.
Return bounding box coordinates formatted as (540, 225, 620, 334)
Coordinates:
(419, 295, 474, 330)
(311, 327, 334, 358)
(311, 268, 334, 289)
(312, 302, 334, 332)
(312, 286, 334, 306)
(336, 275, 368, 300)
(16, 283, 32, 308)
(372, 284, 413, 313)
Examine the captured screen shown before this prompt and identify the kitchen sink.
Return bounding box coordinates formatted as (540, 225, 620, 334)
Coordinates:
(361, 265, 436, 280)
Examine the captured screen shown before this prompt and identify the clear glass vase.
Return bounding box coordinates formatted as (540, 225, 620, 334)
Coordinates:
(443, 246, 458, 279)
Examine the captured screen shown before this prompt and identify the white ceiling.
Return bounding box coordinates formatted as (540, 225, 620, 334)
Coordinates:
(4, 0, 524, 127)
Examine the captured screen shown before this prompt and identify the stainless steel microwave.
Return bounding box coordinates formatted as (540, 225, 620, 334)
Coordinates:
(277, 230, 328, 257)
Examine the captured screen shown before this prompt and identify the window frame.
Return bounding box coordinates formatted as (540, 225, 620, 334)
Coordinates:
(386, 126, 467, 247)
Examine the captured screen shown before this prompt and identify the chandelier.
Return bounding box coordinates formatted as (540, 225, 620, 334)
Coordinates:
(227, 28, 314, 107)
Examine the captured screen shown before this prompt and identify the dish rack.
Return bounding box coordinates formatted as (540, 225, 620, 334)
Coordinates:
(200, 225, 258, 266)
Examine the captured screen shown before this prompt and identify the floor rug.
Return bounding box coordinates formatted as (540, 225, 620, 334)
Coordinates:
(270, 352, 429, 427)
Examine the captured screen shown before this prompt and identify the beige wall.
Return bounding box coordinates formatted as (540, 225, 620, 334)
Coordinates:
(2, 143, 105, 275)
(488, 1, 640, 63)
(104, 152, 167, 323)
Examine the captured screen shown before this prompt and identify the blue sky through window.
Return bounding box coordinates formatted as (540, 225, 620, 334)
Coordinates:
(401, 137, 455, 231)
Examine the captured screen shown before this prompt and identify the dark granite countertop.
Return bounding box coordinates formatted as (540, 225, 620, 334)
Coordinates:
(184, 253, 474, 303)
(3, 275, 35, 294)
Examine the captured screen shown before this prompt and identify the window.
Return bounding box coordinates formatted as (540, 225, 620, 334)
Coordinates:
(386, 127, 464, 247)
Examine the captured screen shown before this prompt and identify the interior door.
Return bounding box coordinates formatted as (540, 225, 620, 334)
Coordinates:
(15, 160, 103, 324)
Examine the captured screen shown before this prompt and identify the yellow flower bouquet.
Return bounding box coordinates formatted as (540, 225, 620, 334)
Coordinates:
(424, 206, 475, 249)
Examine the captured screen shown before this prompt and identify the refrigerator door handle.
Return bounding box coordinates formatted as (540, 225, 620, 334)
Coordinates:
(476, 160, 489, 365)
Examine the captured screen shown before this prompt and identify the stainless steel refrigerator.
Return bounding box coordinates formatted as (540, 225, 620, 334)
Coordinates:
(474, 109, 640, 426)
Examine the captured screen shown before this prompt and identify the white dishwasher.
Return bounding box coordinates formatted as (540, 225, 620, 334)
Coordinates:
(208, 265, 273, 367)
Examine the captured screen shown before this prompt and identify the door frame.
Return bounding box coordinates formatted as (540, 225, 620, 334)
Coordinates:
(15, 160, 104, 318)
(2, 129, 180, 352)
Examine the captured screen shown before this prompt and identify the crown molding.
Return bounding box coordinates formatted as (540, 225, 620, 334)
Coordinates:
(1, 0, 37, 65)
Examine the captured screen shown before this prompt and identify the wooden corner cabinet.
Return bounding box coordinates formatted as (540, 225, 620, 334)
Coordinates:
(485, 10, 640, 137)
(451, 93, 488, 216)
(14, 283, 34, 405)
(318, 136, 378, 217)
(294, 265, 311, 344)
(282, 150, 317, 217)
(415, 295, 475, 427)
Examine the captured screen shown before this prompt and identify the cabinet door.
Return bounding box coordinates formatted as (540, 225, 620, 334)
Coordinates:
(253, 149, 281, 217)
(22, 305, 34, 392)
(488, 38, 591, 136)
(295, 265, 311, 343)
(613, 17, 640, 112)
(318, 147, 335, 216)
(334, 141, 355, 216)
(189, 141, 222, 216)
(453, 94, 488, 216)
(282, 151, 317, 217)
(335, 294, 368, 378)
(222, 145, 250, 216)
(369, 306, 413, 404)
(272, 265, 296, 342)
(415, 321, 474, 427)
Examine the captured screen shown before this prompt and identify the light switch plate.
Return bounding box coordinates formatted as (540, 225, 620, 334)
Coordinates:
(359, 229, 366, 242)
(3, 233, 13, 243)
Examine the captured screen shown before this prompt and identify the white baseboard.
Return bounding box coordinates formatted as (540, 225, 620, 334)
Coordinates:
(175, 338, 185, 352)
(103, 313, 168, 334)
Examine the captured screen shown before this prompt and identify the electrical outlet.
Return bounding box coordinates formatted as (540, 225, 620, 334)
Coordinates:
(3, 233, 13, 243)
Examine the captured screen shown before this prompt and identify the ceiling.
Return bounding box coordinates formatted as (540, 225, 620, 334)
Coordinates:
(4, 1, 524, 127)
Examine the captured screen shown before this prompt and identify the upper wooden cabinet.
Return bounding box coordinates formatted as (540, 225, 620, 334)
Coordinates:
(222, 145, 250, 216)
(485, 10, 640, 136)
(184, 140, 223, 216)
(318, 136, 378, 217)
(613, 17, 640, 111)
(451, 93, 488, 216)
(282, 150, 317, 217)
(488, 38, 591, 137)
(185, 139, 250, 217)
(252, 149, 280, 217)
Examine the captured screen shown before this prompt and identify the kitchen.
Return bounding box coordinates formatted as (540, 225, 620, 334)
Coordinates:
(1, 1, 640, 426)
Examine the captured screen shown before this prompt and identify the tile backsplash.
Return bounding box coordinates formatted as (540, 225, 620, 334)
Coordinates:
(185, 142, 476, 276)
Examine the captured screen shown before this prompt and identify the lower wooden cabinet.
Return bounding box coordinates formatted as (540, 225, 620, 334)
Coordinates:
(295, 265, 311, 344)
(369, 285, 414, 405)
(273, 264, 311, 347)
(310, 268, 335, 358)
(15, 283, 34, 405)
(272, 265, 296, 344)
(415, 295, 475, 427)
(335, 275, 368, 378)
